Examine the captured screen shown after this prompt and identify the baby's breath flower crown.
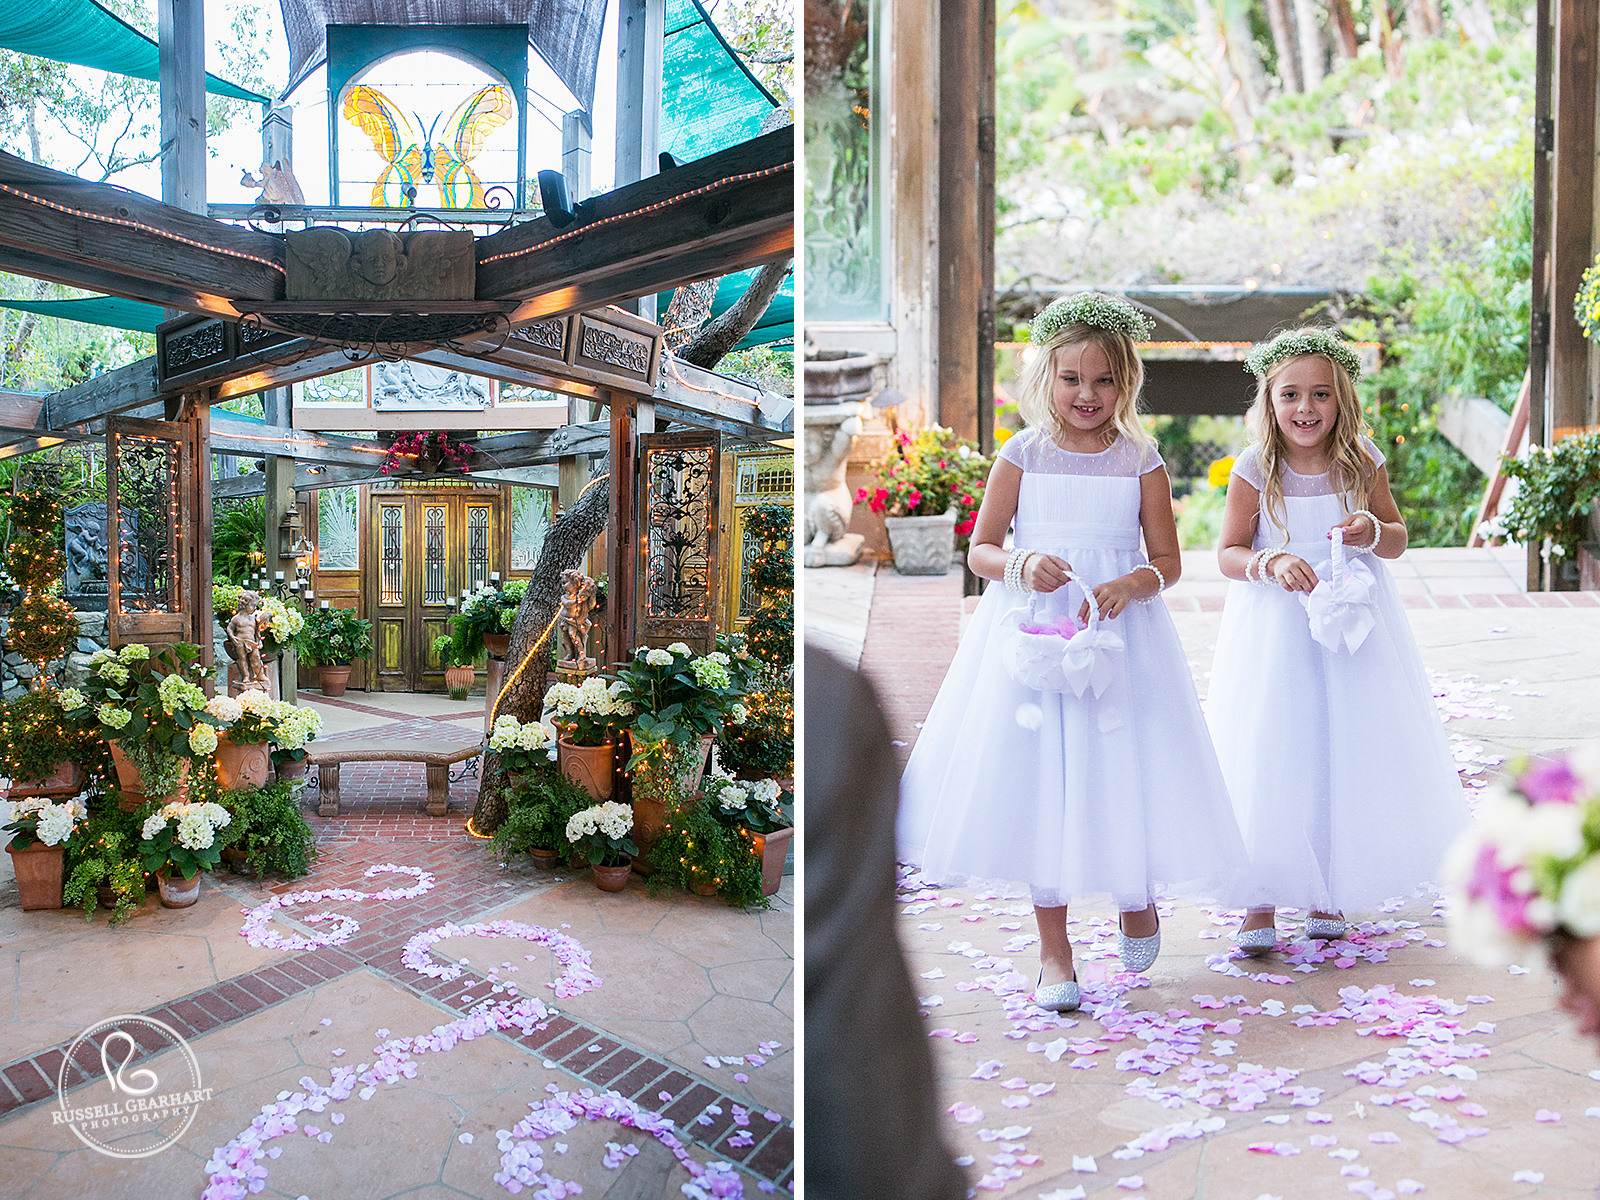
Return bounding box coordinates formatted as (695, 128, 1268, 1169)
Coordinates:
(1244, 328, 1363, 383)
(1030, 292, 1155, 346)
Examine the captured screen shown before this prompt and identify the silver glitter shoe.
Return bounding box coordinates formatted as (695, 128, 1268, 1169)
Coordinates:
(1117, 927, 1161, 973)
(1034, 972, 1081, 1013)
(1235, 925, 1278, 956)
(1304, 916, 1348, 940)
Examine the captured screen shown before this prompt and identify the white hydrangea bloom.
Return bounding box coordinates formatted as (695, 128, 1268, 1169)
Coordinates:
(238, 689, 273, 717)
(667, 642, 692, 656)
(188, 725, 219, 756)
(56, 688, 87, 711)
(645, 648, 674, 667)
(1559, 857, 1600, 938)
(35, 805, 77, 846)
(207, 695, 244, 723)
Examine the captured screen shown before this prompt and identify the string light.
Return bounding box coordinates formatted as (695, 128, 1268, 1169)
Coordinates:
(0, 182, 287, 276)
(479, 165, 793, 267)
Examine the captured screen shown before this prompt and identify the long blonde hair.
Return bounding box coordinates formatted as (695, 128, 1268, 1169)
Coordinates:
(1016, 324, 1155, 461)
(1247, 337, 1373, 540)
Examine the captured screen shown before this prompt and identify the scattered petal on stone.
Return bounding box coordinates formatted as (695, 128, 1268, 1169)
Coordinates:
(1038, 1189, 1086, 1200)
(1397, 1182, 1425, 1195)
(1115, 1177, 1143, 1191)
(1369, 1132, 1401, 1144)
(319, 1018, 333, 1026)
(1535, 1109, 1561, 1122)
(1071, 1155, 1097, 1173)
(1512, 1171, 1544, 1184)
(458, 1132, 474, 1144)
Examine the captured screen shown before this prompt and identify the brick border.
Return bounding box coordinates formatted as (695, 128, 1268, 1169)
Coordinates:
(0, 884, 792, 1185)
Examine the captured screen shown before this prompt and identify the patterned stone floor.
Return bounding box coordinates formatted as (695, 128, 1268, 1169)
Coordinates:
(0, 691, 793, 1199)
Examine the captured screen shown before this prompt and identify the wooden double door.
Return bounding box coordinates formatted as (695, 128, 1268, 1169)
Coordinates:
(367, 488, 504, 692)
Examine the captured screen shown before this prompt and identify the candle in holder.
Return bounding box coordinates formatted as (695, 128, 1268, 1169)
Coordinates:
(320, 600, 330, 609)
(275, 571, 285, 581)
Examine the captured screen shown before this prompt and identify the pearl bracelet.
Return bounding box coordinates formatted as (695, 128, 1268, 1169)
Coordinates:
(1131, 562, 1166, 604)
(1244, 549, 1266, 584)
(1004, 547, 1036, 593)
(1255, 548, 1288, 586)
(1350, 509, 1382, 553)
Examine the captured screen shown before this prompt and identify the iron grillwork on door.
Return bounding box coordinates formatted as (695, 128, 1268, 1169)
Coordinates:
(106, 416, 198, 648)
(638, 431, 719, 652)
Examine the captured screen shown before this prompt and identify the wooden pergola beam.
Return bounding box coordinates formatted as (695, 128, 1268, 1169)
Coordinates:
(0, 150, 283, 316)
(209, 414, 392, 469)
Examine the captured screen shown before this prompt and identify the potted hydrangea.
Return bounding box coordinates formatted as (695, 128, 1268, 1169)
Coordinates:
(203, 690, 323, 791)
(61, 643, 224, 809)
(564, 800, 637, 892)
(432, 632, 478, 700)
(704, 772, 793, 897)
(488, 714, 558, 786)
(3, 793, 87, 910)
(299, 606, 372, 697)
(138, 799, 232, 908)
(542, 676, 634, 801)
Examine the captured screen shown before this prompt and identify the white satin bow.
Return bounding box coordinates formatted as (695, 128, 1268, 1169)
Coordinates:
(1060, 626, 1125, 698)
(1302, 528, 1376, 654)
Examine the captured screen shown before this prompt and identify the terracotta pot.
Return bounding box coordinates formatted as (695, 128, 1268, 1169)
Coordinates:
(96, 885, 121, 910)
(593, 860, 631, 892)
(7, 841, 64, 910)
(215, 736, 270, 791)
(156, 869, 200, 909)
(319, 664, 352, 697)
(691, 878, 719, 897)
(108, 742, 188, 811)
(559, 735, 615, 801)
(444, 664, 475, 700)
(221, 846, 258, 877)
(275, 759, 309, 782)
(529, 846, 562, 870)
(751, 825, 795, 897)
(483, 633, 511, 659)
(8, 761, 82, 799)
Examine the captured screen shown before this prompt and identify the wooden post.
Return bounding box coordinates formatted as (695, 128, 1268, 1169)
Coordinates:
(1530, 0, 1555, 588)
(607, 394, 638, 664)
(158, 0, 205, 216)
(191, 400, 214, 685)
(939, 0, 982, 443)
(563, 110, 593, 202)
(976, 0, 996, 457)
(615, 0, 665, 322)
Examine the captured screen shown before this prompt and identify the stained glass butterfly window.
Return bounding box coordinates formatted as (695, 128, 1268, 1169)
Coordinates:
(342, 83, 515, 208)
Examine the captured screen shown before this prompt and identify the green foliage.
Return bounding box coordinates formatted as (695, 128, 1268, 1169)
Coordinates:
(212, 498, 266, 584)
(717, 504, 794, 778)
(645, 798, 768, 911)
(855, 427, 990, 541)
(1176, 481, 1229, 550)
(452, 585, 520, 663)
(301, 606, 372, 666)
(492, 768, 594, 860)
(62, 813, 145, 924)
(217, 781, 317, 878)
(433, 631, 476, 669)
(0, 686, 110, 785)
(1497, 432, 1600, 561)
(617, 644, 748, 768)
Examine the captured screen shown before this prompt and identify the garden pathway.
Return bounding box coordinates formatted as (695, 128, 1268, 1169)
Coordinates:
(807, 550, 1600, 1200)
(0, 691, 794, 1200)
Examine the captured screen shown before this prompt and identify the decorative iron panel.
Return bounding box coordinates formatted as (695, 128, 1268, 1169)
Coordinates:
(737, 515, 765, 620)
(163, 321, 226, 375)
(467, 506, 490, 592)
(113, 434, 179, 613)
(423, 505, 447, 604)
(380, 506, 404, 604)
(640, 435, 718, 649)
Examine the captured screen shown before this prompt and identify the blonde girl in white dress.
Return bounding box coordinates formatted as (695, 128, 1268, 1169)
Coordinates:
(899, 293, 1249, 1012)
(1208, 329, 1468, 954)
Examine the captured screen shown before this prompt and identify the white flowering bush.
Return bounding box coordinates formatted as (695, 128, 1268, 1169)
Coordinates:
(139, 800, 233, 879)
(2, 795, 87, 849)
(489, 714, 559, 772)
(212, 690, 322, 754)
(613, 642, 750, 772)
(703, 771, 789, 834)
(1445, 746, 1600, 964)
(256, 595, 307, 650)
(564, 801, 637, 867)
(542, 675, 634, 747)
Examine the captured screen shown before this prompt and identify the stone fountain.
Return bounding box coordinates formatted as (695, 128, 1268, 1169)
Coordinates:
(803, 349, 878, 568)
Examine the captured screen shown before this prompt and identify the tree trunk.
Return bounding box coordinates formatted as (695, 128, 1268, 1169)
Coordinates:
(1223, 2, 1268, 113)
(1374, 0, 1405, 79)
(1265, 0, 1304, 93)
(1292, 0, 1327, 91)
(677, 258, 793, 369)
(1192, 0, 1255, 143)
(1403, 0, 1442, 38)
(470, 461, 613, 832)
(1327, 0, 1360, 62)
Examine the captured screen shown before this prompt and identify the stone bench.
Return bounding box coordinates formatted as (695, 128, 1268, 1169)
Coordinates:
(304, 739, 483, 818)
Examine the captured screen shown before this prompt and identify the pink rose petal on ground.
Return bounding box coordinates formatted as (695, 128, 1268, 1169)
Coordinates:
(319, 1018, 332, 1026)
(1029, 1082, 1057, 1096)
(1512, 1171, 1544, 1184)
(971, 1060, 1004, 1080)
(1397, 1182, 1425, 1195)
(1310, 1135, 1339, 1147)
(928, 1029, 957, 1038)
(734, 1072, 750, 1083)
(1535, 1109, 1560, 1122)
(1002, 1096, 1031, 1108)
(1369, 1132, 1401, 1144)
(1458, 1103, 1487, 1118)
(1306, 1111, 1333, 1123)
(955, 1033, 981, 1044)
(1116, 1177, 1143, 1190)
(948, 1102, 984, 1125)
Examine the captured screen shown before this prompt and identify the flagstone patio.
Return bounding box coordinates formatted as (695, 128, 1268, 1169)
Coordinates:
(0, 693, 794, 1200)
(810, 550, 1600, 1200)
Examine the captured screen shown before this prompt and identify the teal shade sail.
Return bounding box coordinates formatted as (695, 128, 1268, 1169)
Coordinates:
(660, 0, 780, 164)
(0, 296, 165, 333)
(657, 268, 793, 351)
(0, 0, 267, 101)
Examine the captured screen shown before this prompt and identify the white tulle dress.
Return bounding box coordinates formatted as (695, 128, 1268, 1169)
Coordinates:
(1206, 442, 1468, 913)
(898, 430, 1249, 910)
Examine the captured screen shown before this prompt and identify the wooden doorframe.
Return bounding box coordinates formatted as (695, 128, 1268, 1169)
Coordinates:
(107, 413, 199, 651)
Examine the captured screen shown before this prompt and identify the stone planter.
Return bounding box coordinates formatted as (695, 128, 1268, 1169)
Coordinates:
(484, 633, 511, 659)
(884, 509, 958, 575)
(804, 349, 878, 404)
(156, 869, 200, 909)
(592, 860, 631, 892)
(274, 758, 309, 783)
(444, 665, 475, 700)
(319, 663, 352, 697)
(8, 761, 82, 799)
(751, 825, 795, 897)
(558, 736, 615, 802)
(108, 742, 188, 811)
(7, 841, 64, 910)
(215, 736, 270, 791)
(528, 846, 562, 871)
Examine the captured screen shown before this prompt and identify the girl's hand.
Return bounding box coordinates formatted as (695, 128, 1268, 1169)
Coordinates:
(1023, 553, 1072, 593)
(1268, 554, 1319, 593)
(1329, 511, 1380, 549)
(1078, 576, 1139, 623)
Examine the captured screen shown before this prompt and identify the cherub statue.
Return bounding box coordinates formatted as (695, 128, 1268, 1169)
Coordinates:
(240, 160, 306, 206)
(556, 570, 599, 674)
(227, 591, 271, 691)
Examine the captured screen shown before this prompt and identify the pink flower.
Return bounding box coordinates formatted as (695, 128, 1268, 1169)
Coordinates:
(1518, 756, 1583, 803)
(1465, 844, 1538, 932)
